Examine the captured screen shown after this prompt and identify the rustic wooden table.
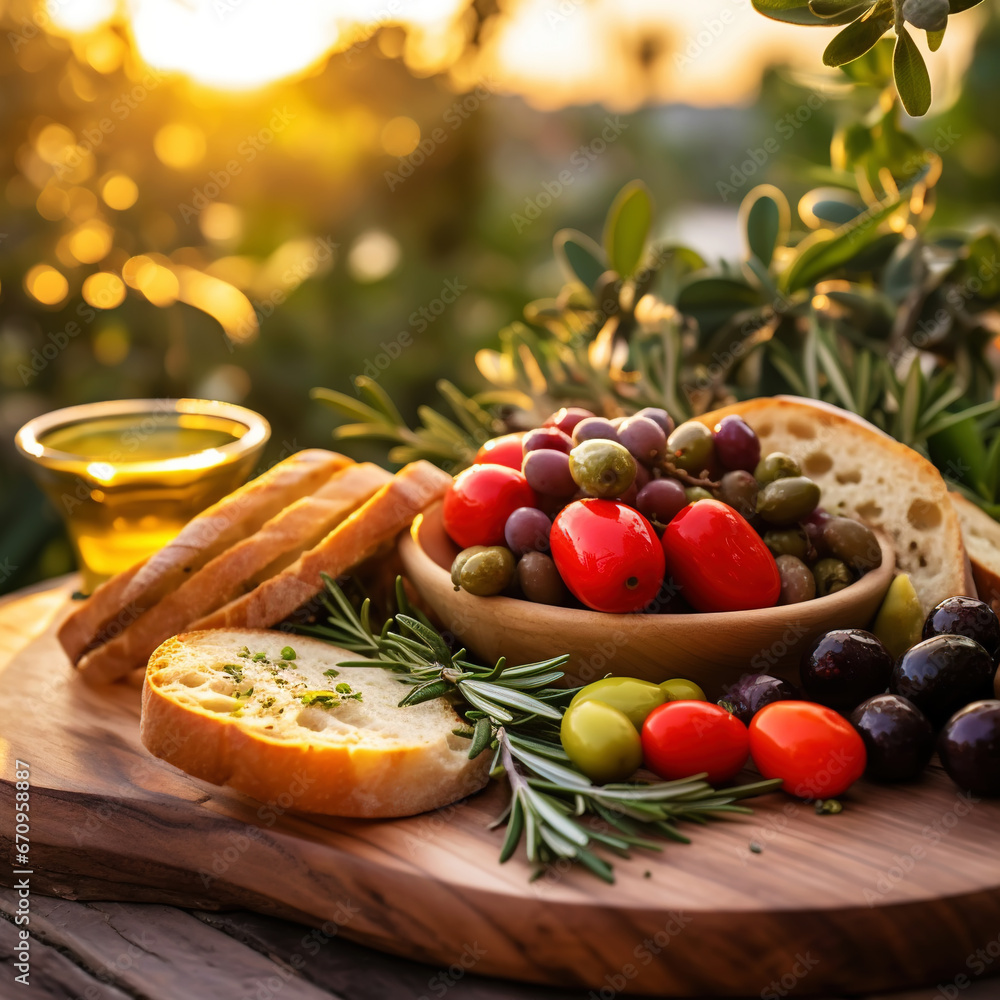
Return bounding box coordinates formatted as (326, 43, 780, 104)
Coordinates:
(2, 889, 999, 1000)
(2, 890, 561, 1000)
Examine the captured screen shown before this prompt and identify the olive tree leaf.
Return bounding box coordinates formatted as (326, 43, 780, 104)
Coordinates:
(893, 24, 932, 116)
(755, 0, 818, 8)
(677, 277, 763, 344)
(780, 196, 902, 291)
(810, 198, 863, 225)
(809, 0, 873, 15)
(927, 26, 945, 49)
(554, 229, 607, 290)
(823, 7, 893, 66)
(836, 36, 895, 85)
(947, 0, 984, 11)
(753, 0, 847, 24)
(901, 0, 949, 30)
(603, 180, 653, 279)
(741, 185, 789, 267)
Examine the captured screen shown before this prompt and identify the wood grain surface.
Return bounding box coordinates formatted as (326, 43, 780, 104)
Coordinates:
(399, 502, 895, 694)
(2, 582, 1000, 997)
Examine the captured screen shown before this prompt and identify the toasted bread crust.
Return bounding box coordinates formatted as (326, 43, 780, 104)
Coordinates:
(191, 461, 452, 631)
(140, 630, 490, 818)
(950, 491, 1000, 613)
(57, 560, 147, 664)
(76, 463, 393, 684)
(695, 397, 974, 614)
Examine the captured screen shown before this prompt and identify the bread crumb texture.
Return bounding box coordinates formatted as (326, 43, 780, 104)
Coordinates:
(147, 630, 464, 751)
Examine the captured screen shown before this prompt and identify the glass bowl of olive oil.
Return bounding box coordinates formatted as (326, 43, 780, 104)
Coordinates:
(15, 398, 270, 593)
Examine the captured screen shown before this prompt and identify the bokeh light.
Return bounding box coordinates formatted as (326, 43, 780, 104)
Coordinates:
(199, 203, 243, 243)
(348, 230, 401, 282)
(101, 173, 139, 210)
(381, 116, 421, 156)
(123, 255, 180, 306)
(153, 123, 207, 169)
(66, 219, 114, 263)
(82, 271, 127, 309)
(36, 185, 70, 221)
(24, 264, 69, 306)
(82, 29, 126, 73)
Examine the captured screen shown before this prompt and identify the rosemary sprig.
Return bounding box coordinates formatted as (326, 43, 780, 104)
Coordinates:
(302, 574, 781, 882)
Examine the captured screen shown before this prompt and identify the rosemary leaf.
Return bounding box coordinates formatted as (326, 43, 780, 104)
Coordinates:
(312, 574, 782, 883)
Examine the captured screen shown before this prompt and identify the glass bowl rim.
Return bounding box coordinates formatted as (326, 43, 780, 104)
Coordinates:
(14, 397, 270, 468)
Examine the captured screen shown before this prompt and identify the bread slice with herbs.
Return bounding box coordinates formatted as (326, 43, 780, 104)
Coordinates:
(75, 463, 393, 685)
(140, 629, 490, 818)
(59, 448, 351, 665)
(695, 397, 975, 615)
(191, 460, 452, 631)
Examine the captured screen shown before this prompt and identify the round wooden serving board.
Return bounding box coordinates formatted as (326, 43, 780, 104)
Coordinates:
(2, 582, 1000, 997)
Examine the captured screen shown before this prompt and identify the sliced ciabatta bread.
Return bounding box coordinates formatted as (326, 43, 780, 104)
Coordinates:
(141, 629, 490, 817)
(120, 448, 351, 609)
(57, 560, 146, 665)
(59, 448, 351, 664)
(949, 491, 1000, 612)
(76, 463, 393, 685)
(192, 460, 452, 631)
(695, 397, 975, 615)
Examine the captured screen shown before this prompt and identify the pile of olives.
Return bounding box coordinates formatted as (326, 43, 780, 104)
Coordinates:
(719, 595, 1000, 796)
(447, 403, 882, 611)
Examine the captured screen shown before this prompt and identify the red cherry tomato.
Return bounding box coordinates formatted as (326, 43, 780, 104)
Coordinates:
(550, 499, 664, 613)
(641, 701, 750, 785)
(749, 701, 867, 798)
(442, 464, 537, 548)
(474, 433, 525, 470)
(661, 499, 780, 612)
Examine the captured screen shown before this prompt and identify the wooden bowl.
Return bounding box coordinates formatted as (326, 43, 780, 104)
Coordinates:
(398, 502, 896, 696)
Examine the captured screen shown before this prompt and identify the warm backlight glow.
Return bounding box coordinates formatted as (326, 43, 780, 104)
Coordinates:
(131, 0, 353, 91)
(43, 0, 473, 92)
(46, 0, 116, 33)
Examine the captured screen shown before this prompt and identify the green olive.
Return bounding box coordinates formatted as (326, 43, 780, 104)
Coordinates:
(754, 451, 802, 485)
(813, 557, 853, 597)
(451, 546, 487, 589)
(659, 677, 707, 702)
(570, 676, 666, 730)
(685, 486, 714, 503)
(559, 700, 643, 783)
(569, 439, 636, 498)
(871, 572, 923, 660)
(763, 527, 809, 560)
(718, 470, 758, 518)
(821, 517, 882, 572)
(666, 421, 715, 473)
(458, 546, 515, 596)
(755, 476, 821, 526)
(516, 551, 569, 605)
(775, 554, 816, 605)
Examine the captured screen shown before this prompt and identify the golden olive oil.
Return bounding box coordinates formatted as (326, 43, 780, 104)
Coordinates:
(21, 405, 268, 592)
